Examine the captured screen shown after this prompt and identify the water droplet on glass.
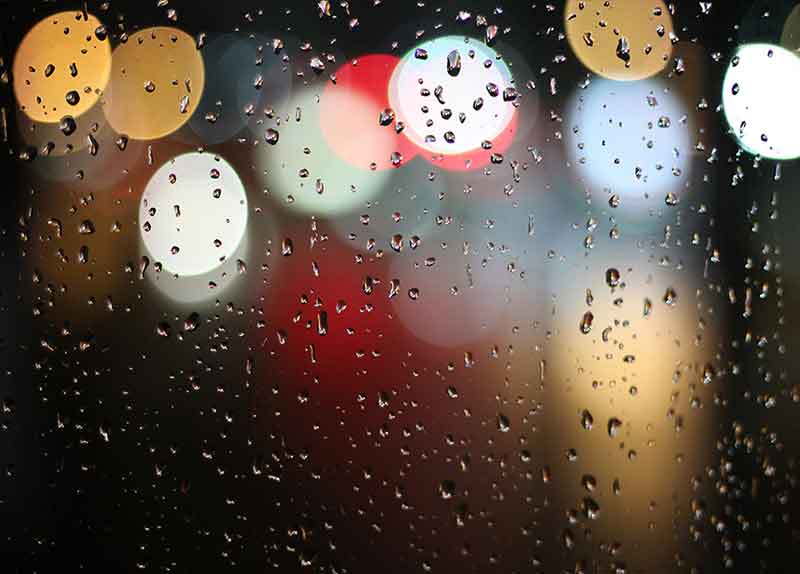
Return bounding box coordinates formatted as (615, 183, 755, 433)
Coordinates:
(579, 311, 594, 334)
(65, 90, 80, 106)
(447, 50, 461, 77)
(264, 128, 280, 145)
(497, 413, 511, 432)
(59, 116, 76, 136)
(605, 268, 621, 288)
(607, 417, 623, 438)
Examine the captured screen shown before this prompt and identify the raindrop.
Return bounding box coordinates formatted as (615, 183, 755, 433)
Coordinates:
(605, 268, 621, 288)
(447, 50, 461, 77)
(379, 108, 395, 126)
(264, 128, 280, 145)
(497, 413, 511, 432)
(616, 37, 631, 64)
(607, 417, 622, 438)
(59, 116, 77, 136)
(65, 90, 80, 106)
(579, 311, 593, 334)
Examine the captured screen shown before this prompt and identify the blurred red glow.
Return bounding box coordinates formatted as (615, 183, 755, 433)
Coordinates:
(320, 54, 419, 171)
(259, 235, 411, 392)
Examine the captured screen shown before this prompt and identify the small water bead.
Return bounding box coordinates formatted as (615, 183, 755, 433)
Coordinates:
(446, 50, 461, 77)
(65, 90, 80, 105)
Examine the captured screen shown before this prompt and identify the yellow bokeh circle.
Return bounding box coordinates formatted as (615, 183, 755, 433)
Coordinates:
(13, 11, 112, 123)
(565, 0, 674, 81)
(103, 27, 205, 140)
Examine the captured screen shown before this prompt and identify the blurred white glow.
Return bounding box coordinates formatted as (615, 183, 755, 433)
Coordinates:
(255, 90, 391, 216)
(565, 78, 691, 211)
(142, 235, 250, 305)
(139, 152, 248, 277)
(388, 36, 517, 156)
(722, 43, 800, 160)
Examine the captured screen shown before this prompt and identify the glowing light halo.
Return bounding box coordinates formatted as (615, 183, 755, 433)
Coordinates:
(103, 27, 205, 140)
(388, 36, 518, 169)
(781, 4, 800, 52)
(328, 158, 448, 245)
(388, 224, 523, 348)
(722, 43, 800, 160)
(320, 53, 418, 170)
(188, 33, 292, 145)
(26, 115, 145, 190)
(142, 234, 251, 305)
(13, 11, 112, 124)
(139, 151, 248, 278)
(564, 77, 692, 213)
(564, 0, 674, 81)
(542, 239, 718, 553)
(260, 236, 401, 387)
(14, 97, 108, 158)
(255, 89, 393, 217)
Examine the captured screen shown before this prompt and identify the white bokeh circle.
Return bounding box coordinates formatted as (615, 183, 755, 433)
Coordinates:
(722, 43, 800, 160)
(388, 36, 517, 156)
(565, 78, 691, 211)
(139, 152, 249, 277)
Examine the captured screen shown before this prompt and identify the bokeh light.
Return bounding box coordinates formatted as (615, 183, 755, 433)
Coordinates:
(564, 0, 674, 81)
(14, 96, 108, 158)
(188, 33, 291, 145)
(328, 159, 447, 245)
(13, 11, 111, 123)
(320, 54, 418, 170)
(259, 235, 404, 391)
(139, 152, 248, 277)
(388, 36, 518, 169)
(565, 77, 691, 214)
(781, 3, 800, 51)
(388, 223, 531, 348)
(141, 234, 250, 305)
(543, 236, 719, 562)
(23, 115, 145, 190)
(103, 27, 205, 140)
(255, 89, 392, 216)
(722, 43, 800, 160)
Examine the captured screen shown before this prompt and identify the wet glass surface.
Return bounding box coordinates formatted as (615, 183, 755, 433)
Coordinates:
(2, 1, 800, 572)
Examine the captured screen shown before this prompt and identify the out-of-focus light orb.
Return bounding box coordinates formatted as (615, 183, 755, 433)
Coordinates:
(389, 226, 516, 348)
(544, 238, 717, 425)
(139, 152, 248, 277)
(15, 97, 108, 158)
(321, 54, 418, 170)
(13, 11, 111, 123)
(388, 36, 517, 160)
(142, 236, 250, 305)
(565, 78, 691, 211)
(104, 27, 205, 140)
(256, 90, 391, 216)
(564, 0, 674, 81)
(189, 33, 291, 144)
(781, 4, 800, 52)
(28, 121, 145, 190)
(722, 43, 800, 160)
(328, 160, 446, 245)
